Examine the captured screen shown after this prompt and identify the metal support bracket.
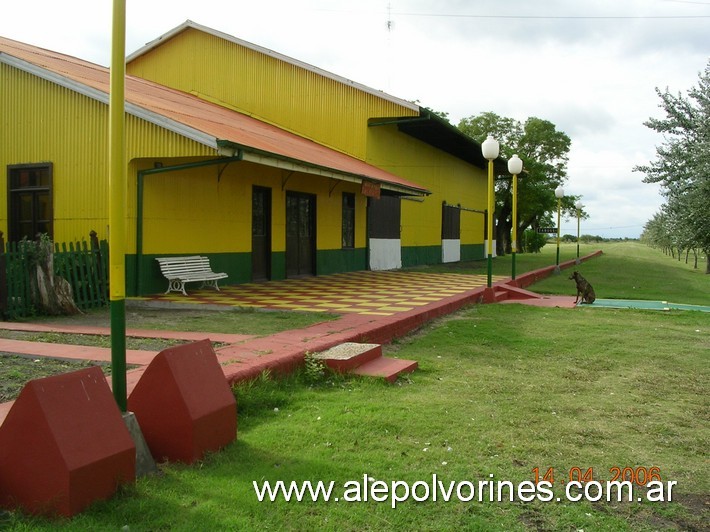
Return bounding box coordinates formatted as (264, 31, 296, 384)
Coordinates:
(328, 179, 341, 197)
(281, 170, 295, 190)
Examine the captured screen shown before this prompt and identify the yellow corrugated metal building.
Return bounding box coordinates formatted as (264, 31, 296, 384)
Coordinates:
(1, 21, 490, 296)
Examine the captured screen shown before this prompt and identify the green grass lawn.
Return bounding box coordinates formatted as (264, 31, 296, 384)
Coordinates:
(527, 242, 709, 305)
(23, 306, 340, 337)
(0, 356, 115, 403)
(425, 240, 708, 306)
(3, 242, 709, 531)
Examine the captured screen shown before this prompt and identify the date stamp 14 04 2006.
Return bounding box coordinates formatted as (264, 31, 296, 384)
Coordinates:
(533, 466, 677, 502)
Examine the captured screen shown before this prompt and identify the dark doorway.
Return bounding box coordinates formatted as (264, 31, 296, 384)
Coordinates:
(367, 195, 401, 239)
(252, 186, 272, 281)
(441, 204, 461, 240)
(367, 195, 402, 270)
(286, 192, 316, 277)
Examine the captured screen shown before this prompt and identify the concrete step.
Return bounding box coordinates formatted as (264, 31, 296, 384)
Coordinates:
(493, 289, 509, 302)
(350, 357, 418, 383)
(494, 285, 544, 301)
(311, 342, 382, 372)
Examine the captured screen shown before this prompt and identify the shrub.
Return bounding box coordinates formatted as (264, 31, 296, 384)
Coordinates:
(522, 230, 547, 253)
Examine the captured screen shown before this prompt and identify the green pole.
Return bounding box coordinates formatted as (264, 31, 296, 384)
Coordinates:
(109, 0, 127, 411)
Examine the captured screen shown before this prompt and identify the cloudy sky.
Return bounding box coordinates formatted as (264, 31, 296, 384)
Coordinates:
(2, 1, 708, 237)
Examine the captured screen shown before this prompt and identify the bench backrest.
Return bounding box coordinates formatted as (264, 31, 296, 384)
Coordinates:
(156, 256, 216, 276)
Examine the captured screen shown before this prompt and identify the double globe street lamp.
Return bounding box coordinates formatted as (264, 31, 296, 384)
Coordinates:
(481, 138, 525, 284)
(481, 135, 499, 288)
(481, 136, 575, 278)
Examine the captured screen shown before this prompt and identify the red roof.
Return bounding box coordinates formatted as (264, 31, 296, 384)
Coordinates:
(0, 36, 428, 195)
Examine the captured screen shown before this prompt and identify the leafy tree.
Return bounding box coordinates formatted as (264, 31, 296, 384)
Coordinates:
(580, 234, 605, 244)
(642, 211, 681, 257)
(458, 112, 577, 255)
(636, 60, 710, 273)
(641, 206, 704, 268)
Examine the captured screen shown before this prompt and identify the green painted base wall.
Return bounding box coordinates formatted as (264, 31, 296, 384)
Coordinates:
(402, 244, 484, 267)
(461, 243, 485, 261)
(317, 248, 367, 275)
(271, 252, 286, 281)
(401, 245, 442, 268)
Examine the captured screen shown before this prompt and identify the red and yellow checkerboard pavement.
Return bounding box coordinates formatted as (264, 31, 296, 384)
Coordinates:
(135, 270, 505, 316)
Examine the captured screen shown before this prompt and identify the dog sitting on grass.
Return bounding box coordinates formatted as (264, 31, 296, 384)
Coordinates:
(569, 271, 596, 304)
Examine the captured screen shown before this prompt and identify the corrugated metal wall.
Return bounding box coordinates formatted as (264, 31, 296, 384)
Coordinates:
(1, 64, 108, 241)
(3, 26, 487, 283)
(2, 58, 363, 260)
(1, 62, 216, 246)
(127, 28, 418, 160)
(124, 26, 487, 254)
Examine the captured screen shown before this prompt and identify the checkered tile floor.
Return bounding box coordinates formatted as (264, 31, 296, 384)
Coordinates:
(135, 271, 503, 316)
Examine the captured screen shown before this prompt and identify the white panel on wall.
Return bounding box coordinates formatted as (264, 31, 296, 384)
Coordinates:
(369, 238, 402, 270)
(442, 239, 461, 263)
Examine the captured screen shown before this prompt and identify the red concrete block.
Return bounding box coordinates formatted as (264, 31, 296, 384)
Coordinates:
(480, 287, 498, 304)
(0, 366, 135, 517)
(350, 357, 418, 383)
(128, 339, 236, 464)
(314, 343, 382, 372)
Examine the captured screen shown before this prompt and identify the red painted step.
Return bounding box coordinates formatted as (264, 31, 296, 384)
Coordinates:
(350, 357, 418, 383)
(496, 285, 544, 300)
(312, 342, 382, 372)
(493, 289, 509, 302)
(313, 342, 417, 382)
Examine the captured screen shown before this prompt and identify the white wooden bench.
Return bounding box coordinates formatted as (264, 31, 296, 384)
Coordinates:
(155, 256, 228, 296)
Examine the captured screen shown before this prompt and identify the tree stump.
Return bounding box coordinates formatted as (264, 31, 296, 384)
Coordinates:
(30, 235, 81, 316)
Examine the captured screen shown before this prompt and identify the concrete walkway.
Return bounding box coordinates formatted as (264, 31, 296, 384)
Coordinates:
(0, 322, 255, 344)
(0, 252, 600, 424)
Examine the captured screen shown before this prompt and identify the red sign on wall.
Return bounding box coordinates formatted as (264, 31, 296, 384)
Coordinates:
(361, 180, 381, 199)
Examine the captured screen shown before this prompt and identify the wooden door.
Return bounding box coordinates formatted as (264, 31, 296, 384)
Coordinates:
(286, 192, 316, 277)
(252, 186, 272, 281)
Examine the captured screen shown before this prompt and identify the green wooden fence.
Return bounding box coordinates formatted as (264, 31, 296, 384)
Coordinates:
(0, 232, 109, 319)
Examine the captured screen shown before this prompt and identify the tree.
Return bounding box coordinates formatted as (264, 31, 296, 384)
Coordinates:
(636, 60, 710, 273)
(641, 212, 675, 256)
(458, 112, 577, 255)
